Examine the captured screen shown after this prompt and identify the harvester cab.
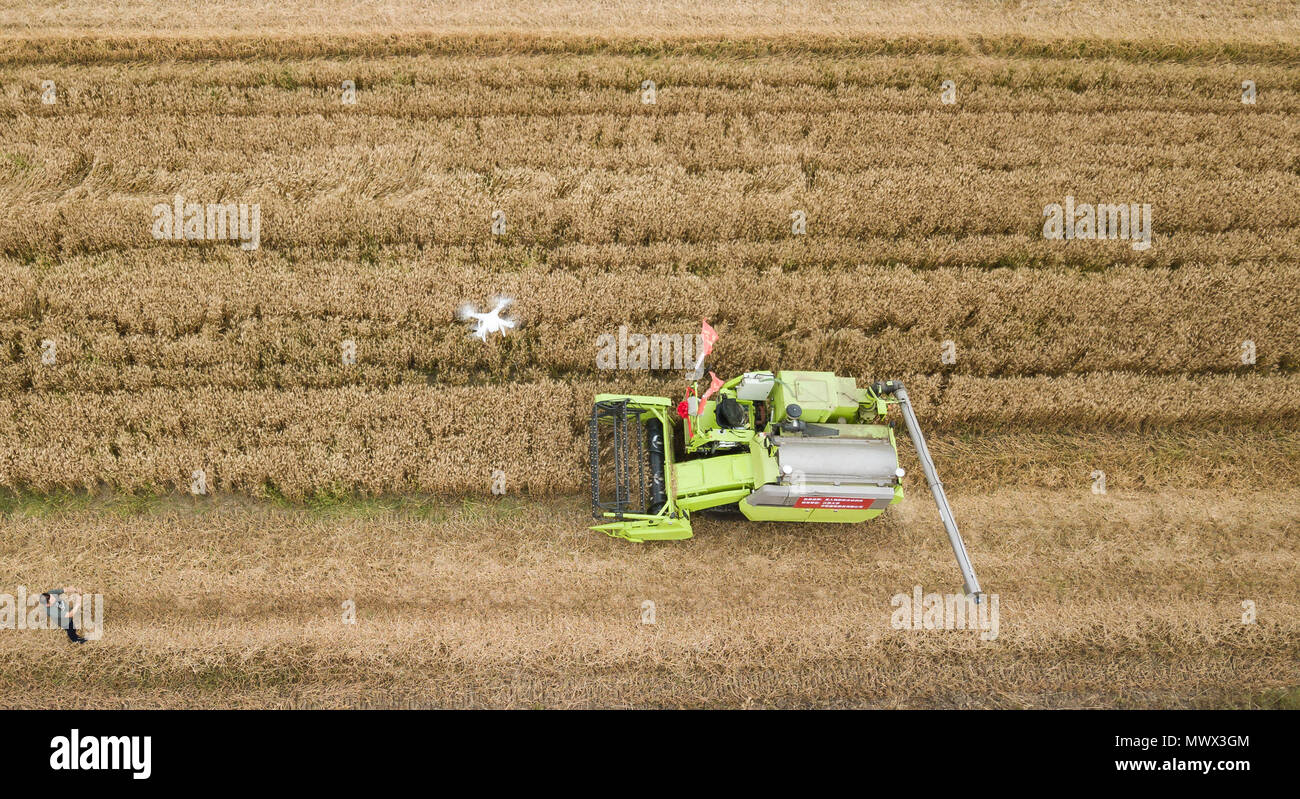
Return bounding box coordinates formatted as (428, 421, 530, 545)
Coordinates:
(589, 369, 984, 600)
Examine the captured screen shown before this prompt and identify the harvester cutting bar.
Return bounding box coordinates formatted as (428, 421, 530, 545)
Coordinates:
(874, 381, 983, 600)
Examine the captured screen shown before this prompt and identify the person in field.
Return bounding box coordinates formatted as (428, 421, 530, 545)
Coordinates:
(40, 587, 88, 644)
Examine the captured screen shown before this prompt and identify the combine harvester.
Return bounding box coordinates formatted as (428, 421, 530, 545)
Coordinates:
(589, 324, 984, 600)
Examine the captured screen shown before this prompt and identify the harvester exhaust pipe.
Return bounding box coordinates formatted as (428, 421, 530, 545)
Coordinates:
(873, 380, 984, 601)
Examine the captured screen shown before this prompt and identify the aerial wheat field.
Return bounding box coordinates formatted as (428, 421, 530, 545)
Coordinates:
(1, 1, 1298, 708)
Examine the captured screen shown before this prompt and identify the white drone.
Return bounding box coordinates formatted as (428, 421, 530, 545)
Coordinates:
(459, 296, 517, 341)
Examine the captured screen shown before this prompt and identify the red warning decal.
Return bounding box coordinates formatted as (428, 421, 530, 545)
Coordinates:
(794, 496, 871, 509)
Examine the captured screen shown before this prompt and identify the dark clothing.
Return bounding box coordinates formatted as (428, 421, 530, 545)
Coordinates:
(43, 589, 69, 627)
(44, 589, 84, 642)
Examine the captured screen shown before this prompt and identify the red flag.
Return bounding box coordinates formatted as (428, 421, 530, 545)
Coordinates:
(701, 371, 725, 402)
(699, 319, 718, 357)
(702, 371, 733, 402)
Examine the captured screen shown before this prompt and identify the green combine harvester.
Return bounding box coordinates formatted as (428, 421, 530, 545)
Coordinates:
(590, 370, 984, 599)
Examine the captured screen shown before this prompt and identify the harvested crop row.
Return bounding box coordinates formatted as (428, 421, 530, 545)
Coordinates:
(9, 489, 1299, 609)
(2, 486, 1297, 707)
(2, 259, 1292, 388)
(5, 607, 1295, 708)
(1, 379, 1297, 496)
